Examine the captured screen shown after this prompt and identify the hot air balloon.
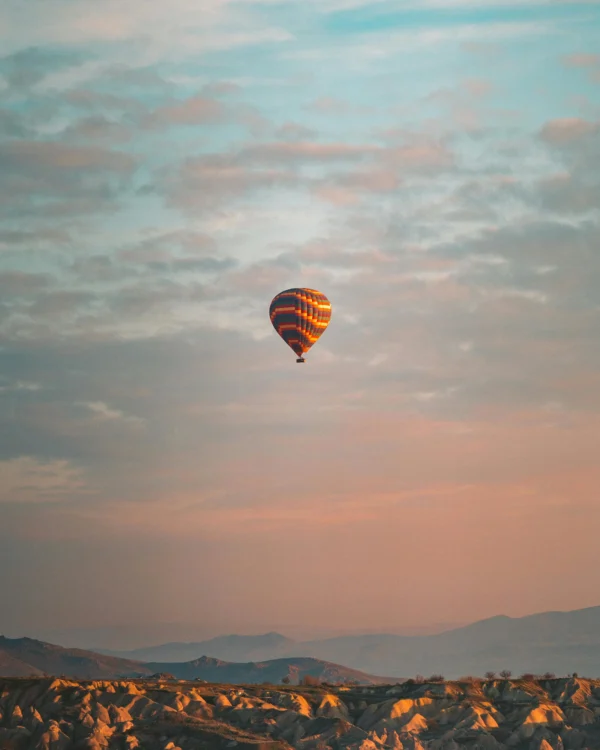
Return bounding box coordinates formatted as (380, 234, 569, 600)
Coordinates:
(269, 288, 332, 363)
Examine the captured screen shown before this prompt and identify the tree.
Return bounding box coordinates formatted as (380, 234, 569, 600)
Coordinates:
(428, 674, 445, 683)
(520, 673, 535, 681)
(281, 676, 290, 685)
(414, 675, 425, 684)
(499, 670, 512, 680)
(484, 672, 496, 680)
(542, 672, 556, 680)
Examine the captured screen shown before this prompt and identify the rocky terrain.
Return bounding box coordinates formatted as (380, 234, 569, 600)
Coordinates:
(1, 675, 600, 750)
(0, 638, 394, 685)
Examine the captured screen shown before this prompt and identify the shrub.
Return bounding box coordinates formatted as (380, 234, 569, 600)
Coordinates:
(281, 676, 290, 684)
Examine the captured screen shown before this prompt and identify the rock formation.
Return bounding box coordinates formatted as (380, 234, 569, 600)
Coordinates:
(1, 675, 600, 749)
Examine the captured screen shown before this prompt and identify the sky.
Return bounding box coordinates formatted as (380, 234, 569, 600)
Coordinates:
(1, 0, 600, 650)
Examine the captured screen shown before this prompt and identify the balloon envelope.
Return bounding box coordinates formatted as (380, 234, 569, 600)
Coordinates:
(269, 288, 332, 360)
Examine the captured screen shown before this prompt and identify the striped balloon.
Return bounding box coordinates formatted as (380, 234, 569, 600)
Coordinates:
(269, 288, 332, 363)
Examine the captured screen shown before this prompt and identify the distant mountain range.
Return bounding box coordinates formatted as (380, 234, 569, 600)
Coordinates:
(101, 632, 296, 664)
(0, 636, 396, 684)
(96, 605, 600, 678)
(4, 605, 600, 681)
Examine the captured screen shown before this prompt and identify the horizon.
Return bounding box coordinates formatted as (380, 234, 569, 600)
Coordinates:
(1, 1, 600, 644)
(4, 603, 600, 652)
(4, 618, 467, 651)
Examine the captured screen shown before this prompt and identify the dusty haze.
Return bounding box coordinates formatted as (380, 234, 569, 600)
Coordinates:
(1, 0, 600, 647)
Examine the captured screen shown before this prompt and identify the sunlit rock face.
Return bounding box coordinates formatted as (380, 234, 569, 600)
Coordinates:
(1, 676, 600, 750)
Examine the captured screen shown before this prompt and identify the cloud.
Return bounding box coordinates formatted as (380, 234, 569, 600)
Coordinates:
(63, 88, 148, 114)
(1, 140, 135, 171)
(0, 140, 137, 218)
(116, 231, 216, 263)
(0, 228, 71, 249)
(309, 96, 354, 114)
(0, 46, 87, 90)
(165, 135, 455, 215)
(0, 457, 87, 503)
(0, 0, 293, 58)
(0, 107, 30, 137)
(1, 0, 600, 635)
(0, 380, 41, 393)
(275, 122, 318, 141)
(77, 400, 145, 425)
(166, 154, 297, 213)
(240, 141, 378, 163)
(58, 115, 133, 145)
(534, 116, 600, 217)
(463, 78, 494, 97)
(0, 271, 53, 298)
(27, 291, 99, 318)
(562, 52, 600, 68)
(540, 117, 598, 144)
(144, 95, 226, 129)
(537, 172, 600, 215)
(315, 168, 401, 204)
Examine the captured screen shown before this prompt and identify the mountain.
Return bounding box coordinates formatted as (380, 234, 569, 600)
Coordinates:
(0, 649, 46, 678)
(5, 604, 600, 682)
(0, 636, 154, 679)
(95, 605, 600, 678)
(2, 673, 600, 750)
(297, 606, 600, 677)
(0, 636, 396, 684)
(101, 631, 296, 663)
(145, 655, 397, 685)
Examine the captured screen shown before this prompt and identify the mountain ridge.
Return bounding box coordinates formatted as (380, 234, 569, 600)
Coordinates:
(0, 635, 398, 684)
(94, 604, 600, 677)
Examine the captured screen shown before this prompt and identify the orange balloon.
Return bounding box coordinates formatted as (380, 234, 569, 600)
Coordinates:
(269, 288, 332, 363)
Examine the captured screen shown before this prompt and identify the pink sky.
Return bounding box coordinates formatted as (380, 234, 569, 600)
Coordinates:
(1, 0, 600, 647)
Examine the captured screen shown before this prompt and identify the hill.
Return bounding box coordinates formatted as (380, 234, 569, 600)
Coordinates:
(0, 636, 153, 679)
(285, 606, 600, 677)
(0, 636, 396, 684)
(1, 674, 599, 749)
(145, 655, 397, 685)
(104, 631, 295, 664)
(98, 605, 600, 678)
(0, 649, 46, 678)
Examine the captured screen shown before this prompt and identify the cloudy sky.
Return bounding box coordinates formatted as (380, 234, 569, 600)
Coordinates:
(1, 0, 600, 648)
